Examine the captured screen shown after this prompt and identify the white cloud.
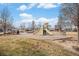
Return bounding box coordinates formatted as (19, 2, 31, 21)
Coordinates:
(37, 17, 48, 23)
(17, 4, 27, 11)
(15, 13, 58, 28)
(37, 17, 58, 28)
(37, 3, 58, 9)
(17, 3, 58, 12)
(19, 13, 33, 23)
(14, 13, 33, 28)
(27, 3, 37, 9)
(19, 14, 49, 24)
(17, 4, 37, 11)
(19, 13, 33, 19)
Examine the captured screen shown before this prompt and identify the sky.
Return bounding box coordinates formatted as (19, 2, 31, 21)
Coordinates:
(0, 3, 61, 28)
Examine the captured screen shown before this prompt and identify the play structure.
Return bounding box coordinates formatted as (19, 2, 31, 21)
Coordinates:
(34, 28, 53, 35)
(32, 21, 66, 36)
(33, 21, 53, 35)
(23, 20, 66, 36)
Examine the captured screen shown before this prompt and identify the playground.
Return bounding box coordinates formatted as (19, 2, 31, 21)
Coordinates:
(19, 22, 79, 55)
(0, 21, 78, 56)
(0, 3, 79, 56)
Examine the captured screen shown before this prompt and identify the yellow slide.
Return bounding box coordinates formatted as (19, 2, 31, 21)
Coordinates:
(45, 29, 53, 35)
(34, 28, 53, 35)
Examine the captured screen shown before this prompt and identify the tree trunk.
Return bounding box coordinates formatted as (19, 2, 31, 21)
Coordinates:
(3, 27, 6, 34)
(77, 26, 79, 43)
(3, 23, 6, 34)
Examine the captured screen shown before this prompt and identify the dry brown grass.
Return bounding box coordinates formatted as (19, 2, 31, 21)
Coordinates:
(0, 35, 78, 56)
(66, 32, 77, 37)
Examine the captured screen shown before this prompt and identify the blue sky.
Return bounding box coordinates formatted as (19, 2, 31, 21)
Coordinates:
(0, 3, 61, 28)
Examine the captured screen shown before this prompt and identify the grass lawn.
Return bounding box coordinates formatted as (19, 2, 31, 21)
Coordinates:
(0, 35, 78, 56)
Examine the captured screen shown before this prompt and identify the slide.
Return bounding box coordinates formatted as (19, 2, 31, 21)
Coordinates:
(34, 28, 53, 35)
(45, 29, 53, 35)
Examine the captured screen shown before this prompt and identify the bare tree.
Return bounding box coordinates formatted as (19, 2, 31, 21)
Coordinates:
(58, 4, 75, 32)
(60, 3, 79, 43)
(57, 14, 64, 31)
(0, 7, 12, 34)
(32, 20, 35, 32)
(20, 23, 26, 30)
